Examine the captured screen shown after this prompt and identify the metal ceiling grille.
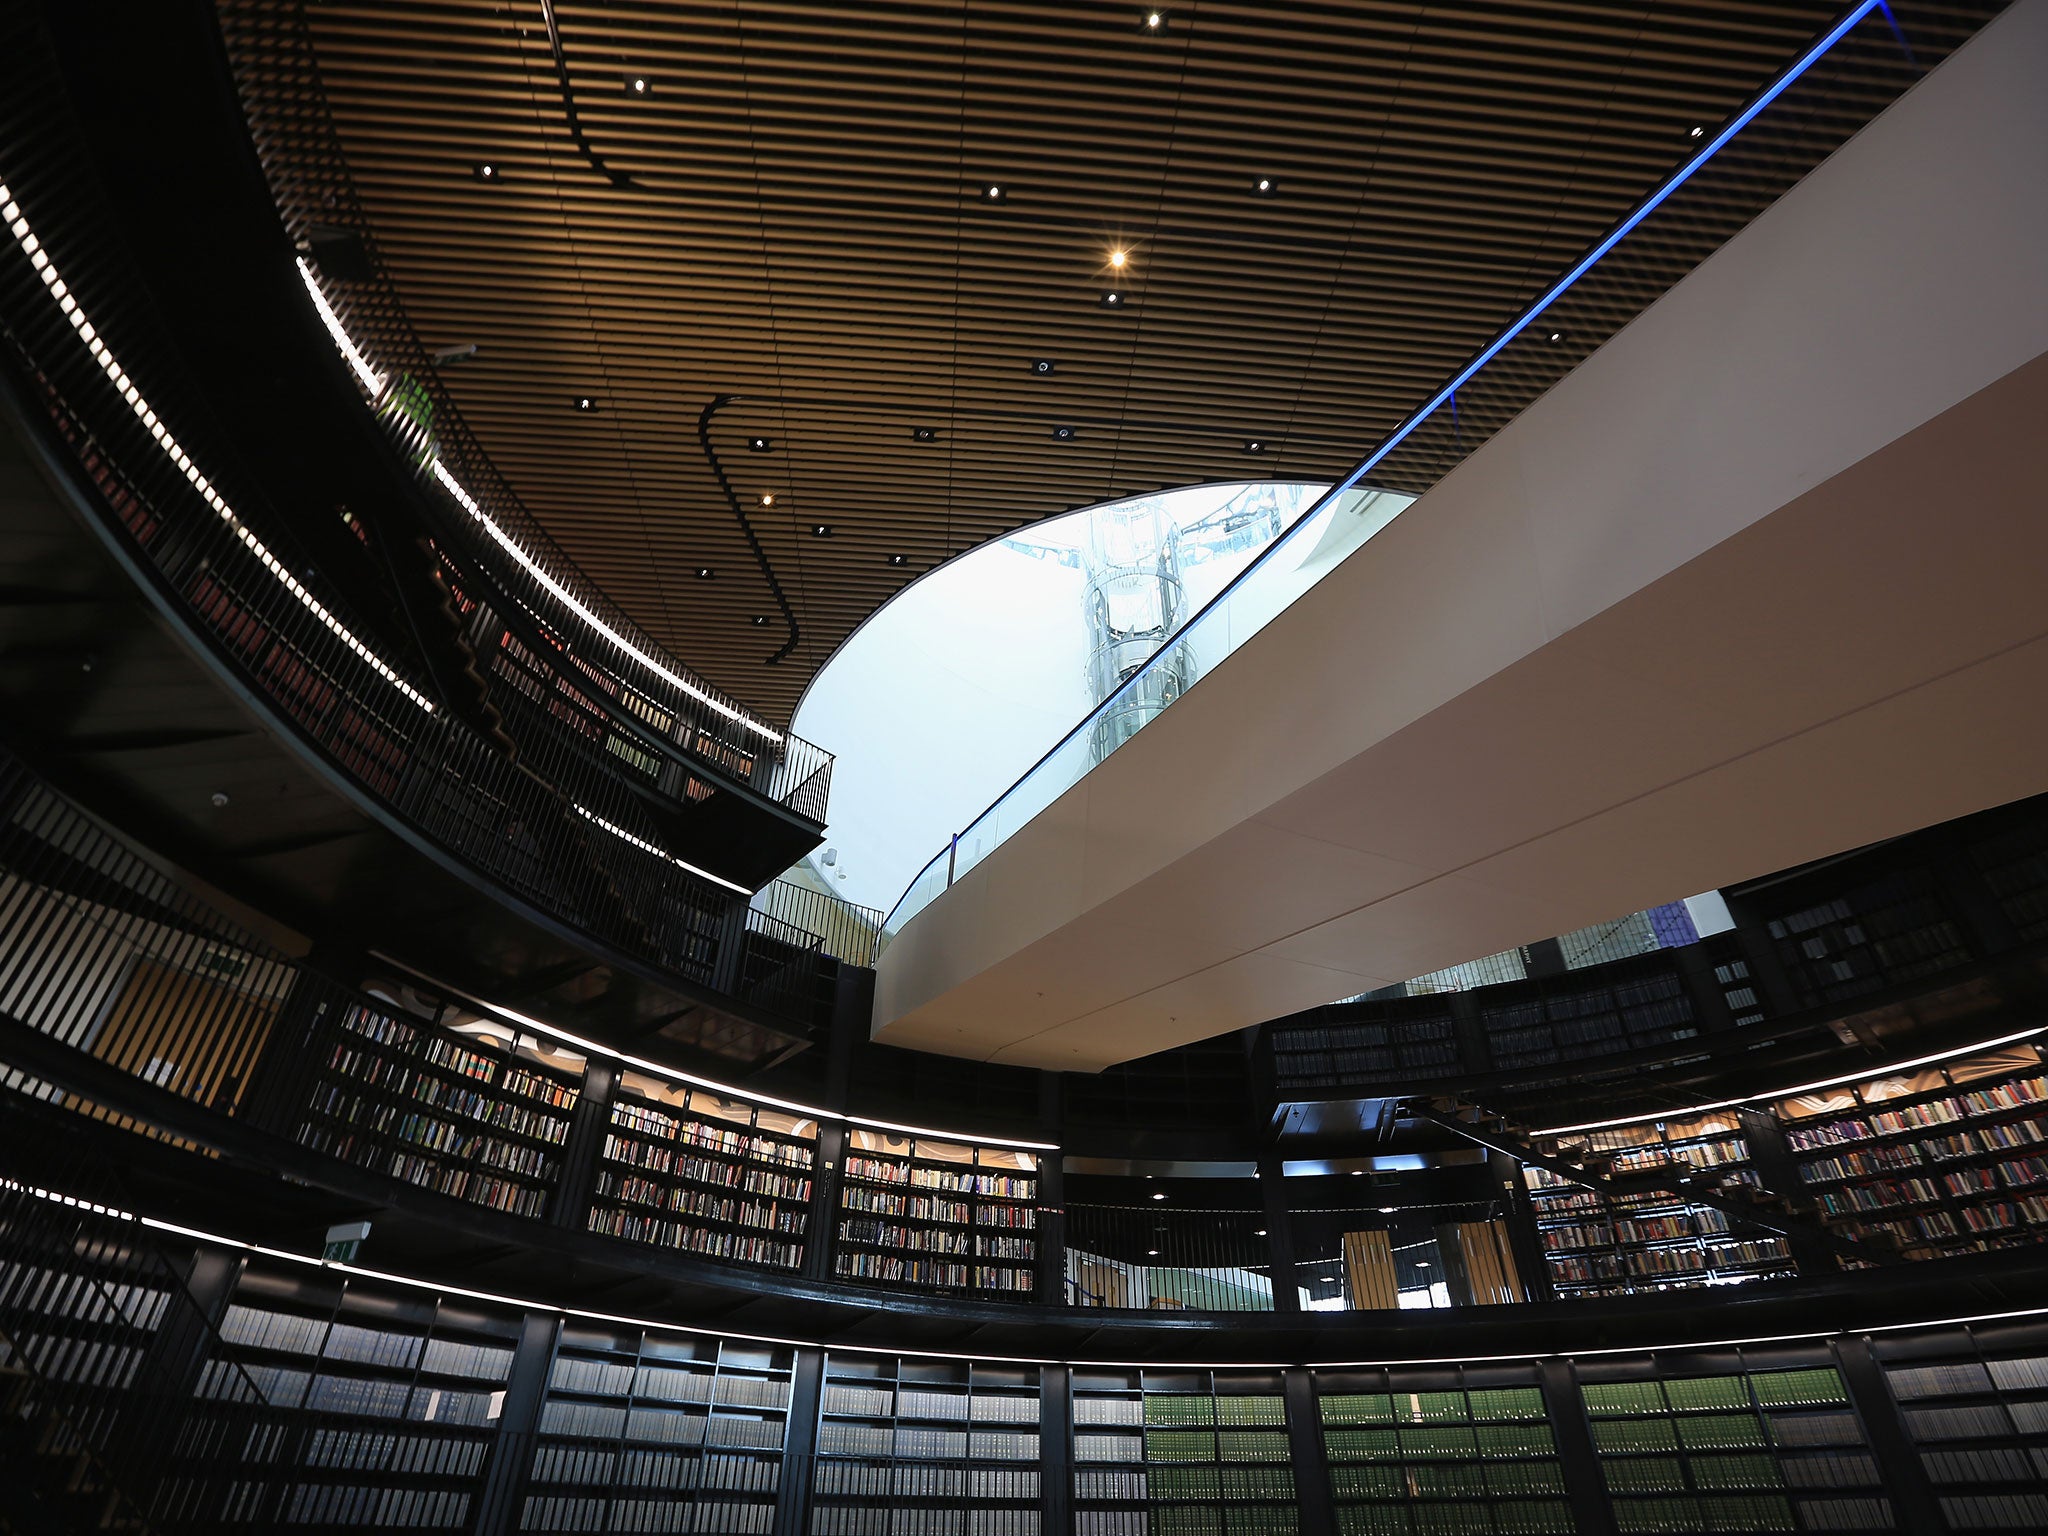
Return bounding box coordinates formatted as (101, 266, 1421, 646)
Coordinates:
(220, 0, 2003, 721)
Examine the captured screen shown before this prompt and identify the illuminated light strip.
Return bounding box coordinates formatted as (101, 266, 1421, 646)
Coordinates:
(0, 181, 436, 716)
(11, 1178, 2041, 1371)
(1532, 1024, 2048, 1137)
(387, 957, 1060, 1151)
(572, 803, 752, 896)
(290, 255, 782, 746)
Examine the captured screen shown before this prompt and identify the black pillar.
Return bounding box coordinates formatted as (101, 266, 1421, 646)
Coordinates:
(1035, 1152, 1066, 1306)
(776, 1345, 825, 1536)
(1736, 1107, 1834, 1277)
(1258, 1154, 1301, 1315)
(1539, 1358, 1618, 1536)
(1281, 1367, 1337, 1536)
(1491, 1150, 1553, 1303)
(1448, 990, 1494, 1078)
(471, 1310, 558, 1536)
(550, 1061, 616, 1231)
(1038, 1363, 1071, 1536)
(1831, 1335, 1947, 1535)
(803, 1122, 845, 1285)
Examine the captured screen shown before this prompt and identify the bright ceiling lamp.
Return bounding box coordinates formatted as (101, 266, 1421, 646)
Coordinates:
(295, 260, 783, 745)
(1, 179, 434, 716)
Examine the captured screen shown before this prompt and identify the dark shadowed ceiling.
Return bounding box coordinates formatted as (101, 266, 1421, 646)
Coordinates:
(219, 0, 2001, 722)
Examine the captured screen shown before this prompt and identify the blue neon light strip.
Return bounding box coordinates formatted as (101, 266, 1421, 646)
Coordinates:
(1330, 0, 1882, 498)
(885, 1, 1886, 931)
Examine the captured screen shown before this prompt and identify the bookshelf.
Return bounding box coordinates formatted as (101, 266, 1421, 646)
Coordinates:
(1577, 1358, 1890, 1534)
(1269, 1005, 1459, 1094)
(180, 1270, 519, 1531)
(1759, 868, 1972, 1009)
(834, 1131, 1038, 1296)
(587, 1072, 816, 1270)
(1483, 966, 1696, 1073)
(810, 1351, 1042, 1535)
(1773, 1044, 2048, 1261)
(1071, 1368, 1297, 1536)
(1876, 1321, 2048, 1531)
(1523, 1114, 1794, 1298)
(294, 1002, 581, 1221)
(522, 1322, 793, 1535)
(1315, 1366, 1569, 1535)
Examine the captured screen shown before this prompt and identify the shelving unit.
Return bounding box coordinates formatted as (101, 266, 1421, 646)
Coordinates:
(1483, 965, 1695, 1072)
(1774, 1044, 2048, 1260)
(1071, 1368, 1296, 1536)
(834, 1131, 1037, 1296)
(1759, 868, 1972, 1009)
(294, 1002, 580, 1220)
(588, 1074, 815, 1270)
(810, 1351, 1042, 1535)
(179, 1270, 518, 1531)
(1269, 1006, 1459, 1093)
(1315, 1366, 1569, 1535)
(1578, 1358, 1889, 1534)
(1876, 1320, 2048, 1530)
(1523, 1115, 1793, 1298)
(521, 1322, 792, 1535)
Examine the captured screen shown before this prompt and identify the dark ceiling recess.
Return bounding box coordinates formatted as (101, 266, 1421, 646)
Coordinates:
(217, 1, 2003, 721)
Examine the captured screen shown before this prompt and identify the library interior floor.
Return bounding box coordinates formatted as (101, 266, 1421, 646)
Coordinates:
(2, 2, 2047, 1534)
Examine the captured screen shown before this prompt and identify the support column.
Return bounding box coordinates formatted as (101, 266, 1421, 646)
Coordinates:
(803, 1122, 845, 1285)
(1539, 1358, 1618, 1536)
(471, 1310, 558, 1536)
(1831, 1335, 1946, 1535)
(1038, 1363, 1071, 1536)
(1737, 1107, 1834, 1277)
(123, 1245, 244, 1497)
(1281, 1367, 1337, 1536)
(550, 1061, 616, 1231)
(1491, 1150, 1554, 1303)
(1447, 990, 1494, 1078)
(1035, 1152, 1066, 1306)
(1258, 1154, 1301, 1315)
(776, 1346, 825, 1536)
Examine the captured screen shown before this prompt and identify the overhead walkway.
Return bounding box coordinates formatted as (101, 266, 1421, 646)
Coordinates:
(874, 0, 2048, 1069)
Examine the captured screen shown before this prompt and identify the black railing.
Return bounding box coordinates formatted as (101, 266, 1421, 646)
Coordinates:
(753, 880, 885, 969)
(1063, 1206, 1277, 1313)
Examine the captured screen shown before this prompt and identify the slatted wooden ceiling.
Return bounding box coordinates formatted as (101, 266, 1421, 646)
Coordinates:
(221, 0, 2000, 722)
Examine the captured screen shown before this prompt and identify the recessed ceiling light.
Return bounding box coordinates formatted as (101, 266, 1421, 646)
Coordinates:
(752, 615, 770, 626)
(1147, 1249, 1160, 1256)
(1108, 248, 1128, 270)
(1690, 125, 1704, 137)
(473, 162, 499, 181)
(748, 436, 772, 452)
(1254, 1229, 1266, 1237)
(1243, 439, 1266, 454)
(628, 76, 650, 96)
(572, 395, 598, 412)
(210, 791, 230, 808)
(811, 524, 832, 537)
(1548, 330, 1564, 344)
(981, 183, 1007, 203)
(887, 554, 908, 567)
(911, 426, 936, 442)
(1379, 1205, 1396, 1212)
(1031, 358, 1056, 376)
(1416, 1260, 1431, 1268)
(1052, 425, 1076, 441)
(1253, 175, 1276, 196)
(759, 493, 775, 506)
(1100, 291, 1126, 307)
(1151, 1192, 1166, 1201)
(1144, 9, 1165, 29)
(695, 567, 715, 580)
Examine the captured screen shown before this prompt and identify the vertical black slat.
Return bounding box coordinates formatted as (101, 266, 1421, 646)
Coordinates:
(1830, 1334, 1949, 1535)
(550, 1060, 614, 1231)
(468, 1310, 557, 1536)
(1736, 1106, 1837, 1277)
(1447, 988, 1495, 1078)
(1668, 938, 1741, 1037)
(1539, 1357, 1619, 1536)
(1035, 1149, 1066, 1307)
(1256, 1155, 1300, 1315)
(774, 1345, 823, 1536)
(1281, 1367, 1337, 1536)
(1038, 1362, 1070, 1536)
(803, 1122, 845, 1285)
(120, 1244, 244, 1496)
(1487, 1149, 1553, 1303)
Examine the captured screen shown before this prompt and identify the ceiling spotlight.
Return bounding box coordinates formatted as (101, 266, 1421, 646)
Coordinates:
(759, 493, 775, 506)
(472, 162, 499, 181)
(912, 426, 937, 442)
(1416, 1260, 1432, 1269)
(752, 615, 771, 627)
(1254, 1229, 1267, 1237)
(1548, 331, 1564, 344)
(572, 395, 598, 412)
(1147, 1249, 1160, 1257)
(748, 436, 772, 452)
(887, 554, 908, 567)
(1100, 291, 1126, 308)
(628, 76, 650, 95)
(210, 791, 230, 808)
(1690, 125, 1704, 138)
(1052, 425, 1076, 441)
(980, 183, 1007, 203)
(1031, 358, 1056, 376)
(1108, 248, 1128, 270)
(695, 567, 715, 580)
(1379, 1206, 1396, 1213)
(1243, 439, 1266, 454)
(811, 524, 833, 537)
(1151, 1192, 1167, 1201)
(1144, 10, 1165, 29)
(1253, 175, 1276, 196)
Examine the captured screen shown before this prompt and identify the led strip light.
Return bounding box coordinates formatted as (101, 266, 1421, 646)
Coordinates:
(2, 179, 437, 716)
(571, 803, 753, 897)
(1533, 1024, 2048, 1137)
(293, 261, 783, 746)
(8, 1175, 2040, 1370)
